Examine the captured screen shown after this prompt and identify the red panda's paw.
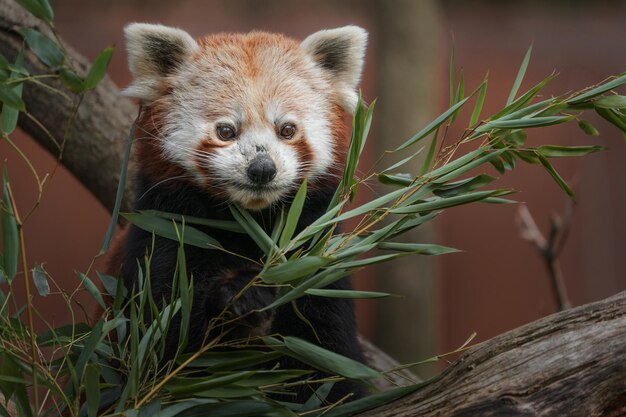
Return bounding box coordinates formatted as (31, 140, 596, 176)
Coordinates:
(211, 267, 277, 339)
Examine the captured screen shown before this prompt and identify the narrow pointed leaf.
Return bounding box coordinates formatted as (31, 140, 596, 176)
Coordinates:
(122, 212, 221, 250)
(578, 120, 600, 136)
(1, 168, 18, 281)
(83, 46, 114, 90)
(18, 28, 64, 68)
(568, 73, 626, 104)
(261, 256, 330, 284)
(279, 179, 307, 248)
(507, 45, 532, 105)
(15, 0, 54, 23)
(537, 154, 574, 198)
(32, 262, 49, 296)
(377, 242, 459, 255)
(396, 96, 471, 151)
(536, 145, 605, 158)
(305, 289, 392, 299)
(469, 76, 488, 126)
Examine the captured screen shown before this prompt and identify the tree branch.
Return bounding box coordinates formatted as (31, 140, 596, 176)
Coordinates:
(0, 0, 136, 213)
(361, 290, 626, 416)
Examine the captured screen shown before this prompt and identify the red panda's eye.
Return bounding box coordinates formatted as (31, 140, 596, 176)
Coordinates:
(279, 123, 296, 139)
(217, 125, 236, 141)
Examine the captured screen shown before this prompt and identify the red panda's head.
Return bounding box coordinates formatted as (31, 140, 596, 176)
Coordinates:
(124, 23, 367, 210)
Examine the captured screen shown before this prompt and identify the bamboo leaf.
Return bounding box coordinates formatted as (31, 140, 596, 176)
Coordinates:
(279, 179, 307, 248)
(83, 46, 114, 90)
(76, 272, 105, 308)
(230, 205, 277, 258)
(32, 262, 49, 296)
(14, 0, 54, 23)
(377, 242, 459, 255)
(568, 73, 626, 104)
(1, 50, 25, 133)
(507, 45, 532, 105)
(1, 168, 18, 281)
(537, 154, 574, 198)
(536, 145, 605, 158)
(261, 256, 330, 284)
(391, 189, 513, 214)
(432, 174, 497, 198)
(0, 85, 26, 111)
(469, 75, 488, 126)
(305, 289, 392, 299)
(142, 210, 244, 233)
(321, 384, 426, 417)
(578, 120, 600, 136)
(18, 28, 64, 68)
(100, 111, 138, 253)
(122, 212, 221, 250)
(594, 95, 626, 109)
(183, 350, 282, 370)
(265, 336, 379, 380)
(84, 364, 101, 417)
(395, 96, 472, 151)
(59, 68, 85, 93)
(483, 116, 573, 130)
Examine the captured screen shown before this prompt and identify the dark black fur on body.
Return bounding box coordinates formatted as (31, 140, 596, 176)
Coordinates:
(120, 174, 366, 402)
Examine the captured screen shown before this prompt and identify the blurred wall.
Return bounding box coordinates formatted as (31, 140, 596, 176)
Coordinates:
(1, 0, 625, 378)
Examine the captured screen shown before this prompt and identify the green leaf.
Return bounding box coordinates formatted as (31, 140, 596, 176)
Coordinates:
(84, 364, 101, 417)
(174, 400, 280, 417)
(279, 178, 307, 248)
(391, 189, 513, 214)
(1, 50, 25, 134)
(229, 205, 277, 258)
(261, 256, 330, 284)
(595, 107, 626, 134)
(18, 28, 64, 68)
(183, 350, 282, 370)
(568, 73, 626, 104)
(449, 42, 455, 107)
(75, 319, 104, 382)
(594, 95, 626, 109)
(377, 172, 412, 187)
(59, 68, 85, 93)
(483, 116, 572, 130)
(1, 168, 19, 281)
(96, 271, 126, 298)
(305, 289, 392, 299)
(122, 212, 222, 250)
(377, 242, 459, 255)
(15, 0, 54, 23)
(83, 46, 114, 90)
(32, 262, 49, 296)
(537, 154, 574, 198)
(142, 210, 244, 233)
(100, 111, 138, 253)
(469, 75, 488, 126)
(507, 45, 532, 105)
(76, 271, 106, 308)
(267, 336, 379, 380)
(0, 85, 26, 111)
(321, 384, 426, 417)
(420, 128, 439, 176)
(536, 145, 605, 158)
(578, 120, 600, 136)
(432, 174, 497, 198)
(166, 371, 256, 396)
(395, 96, 472, 151)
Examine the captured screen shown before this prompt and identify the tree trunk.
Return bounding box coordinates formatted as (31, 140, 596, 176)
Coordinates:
(2, 0, 625, 414)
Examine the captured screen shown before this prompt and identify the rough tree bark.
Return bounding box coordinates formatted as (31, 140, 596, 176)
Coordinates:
(2, 0, 626, 414)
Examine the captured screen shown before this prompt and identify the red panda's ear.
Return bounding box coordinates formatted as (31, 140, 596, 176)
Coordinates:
(123, 23, 199, 101)
(301, 26, 368, 113)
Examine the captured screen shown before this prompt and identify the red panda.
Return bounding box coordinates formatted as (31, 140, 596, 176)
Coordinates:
(110, 23, 368, 402)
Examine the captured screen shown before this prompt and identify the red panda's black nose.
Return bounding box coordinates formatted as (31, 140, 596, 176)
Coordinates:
(247, 155, 277, 185)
